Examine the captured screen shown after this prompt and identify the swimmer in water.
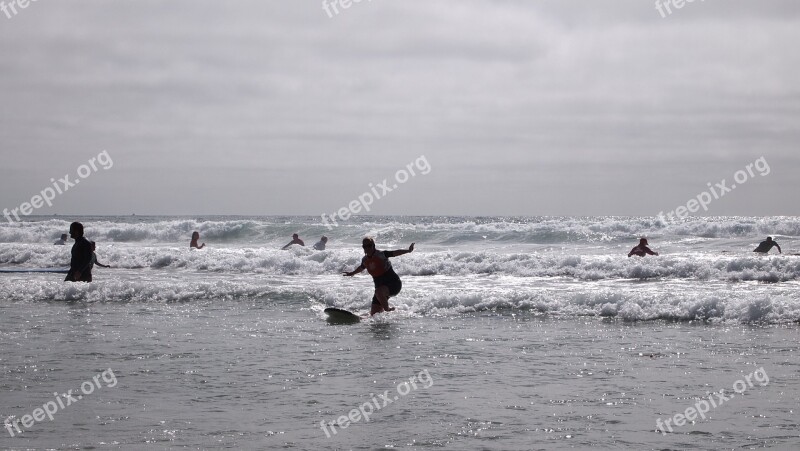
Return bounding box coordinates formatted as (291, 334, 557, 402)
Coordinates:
(190, 231, 205, 249)
(628, 238, 659, 257)
(282, 233, 304, 250)
(753, 236, 781, 254)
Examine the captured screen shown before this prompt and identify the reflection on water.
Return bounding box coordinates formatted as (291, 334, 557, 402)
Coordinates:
(368, 321, 396, 340)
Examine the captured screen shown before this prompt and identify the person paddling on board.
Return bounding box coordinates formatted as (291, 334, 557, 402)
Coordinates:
(343, 238, 414, 316)
(753, 236, 781, 254)
(628, 238, 659, 257)
(282, 233, 305, 250)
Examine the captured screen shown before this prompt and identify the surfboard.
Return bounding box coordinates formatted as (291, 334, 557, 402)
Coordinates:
(324, 307, 361, 324)
(0, 268, 69, 274)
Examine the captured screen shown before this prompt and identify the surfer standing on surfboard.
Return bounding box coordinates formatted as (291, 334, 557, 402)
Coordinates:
(343, 238, 415, 316)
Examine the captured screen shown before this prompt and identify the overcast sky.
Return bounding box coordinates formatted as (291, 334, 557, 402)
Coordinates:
(1, 0, 798, 218)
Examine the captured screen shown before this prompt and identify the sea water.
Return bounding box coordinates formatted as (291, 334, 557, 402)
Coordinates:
(1, 216, 798, 449)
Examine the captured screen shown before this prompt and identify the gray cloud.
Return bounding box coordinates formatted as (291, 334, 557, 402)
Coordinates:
(1, 0, 798, 217)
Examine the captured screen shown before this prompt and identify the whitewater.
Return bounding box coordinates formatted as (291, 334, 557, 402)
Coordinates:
(1, 215, 798, 322)
(1, 215, 798, 449)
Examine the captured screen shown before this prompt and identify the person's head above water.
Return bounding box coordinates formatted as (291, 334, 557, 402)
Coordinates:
(639, 238, 648, 245)
(192, 231, 200, 240)
(766, 236, 773, 242)
(321, 236, 328, 243)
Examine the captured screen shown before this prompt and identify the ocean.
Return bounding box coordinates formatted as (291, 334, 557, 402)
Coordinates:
(1, 215, 798, 450)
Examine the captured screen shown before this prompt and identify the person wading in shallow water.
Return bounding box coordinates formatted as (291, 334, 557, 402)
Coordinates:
(343, 237, 415, 316)
(190, 231, 205, 249)
(90, 241, 111, 270)
(65, 222, 93, 282)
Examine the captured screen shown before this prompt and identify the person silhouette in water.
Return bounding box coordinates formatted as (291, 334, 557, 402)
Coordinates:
(190, 231, 205, 249)
(753, 236, 781, 254)
(344, 237, 415, 315)
(282, 233, 304, 250)
(90, 241, 111, 270)
(65, 222, 93, 282)
(628, 238, 659, 257)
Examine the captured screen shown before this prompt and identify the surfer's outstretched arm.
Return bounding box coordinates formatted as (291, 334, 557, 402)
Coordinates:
(343, 264, 365, 277)
(386, 242, 415, 257)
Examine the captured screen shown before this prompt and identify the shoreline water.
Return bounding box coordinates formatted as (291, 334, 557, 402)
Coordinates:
(1, 298, 797, 449)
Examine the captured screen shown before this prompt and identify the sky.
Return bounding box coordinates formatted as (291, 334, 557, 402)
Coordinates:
(0, 0, 798, 218)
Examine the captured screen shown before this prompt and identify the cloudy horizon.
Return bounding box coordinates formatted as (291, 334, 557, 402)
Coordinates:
(1, 0, 798, 218)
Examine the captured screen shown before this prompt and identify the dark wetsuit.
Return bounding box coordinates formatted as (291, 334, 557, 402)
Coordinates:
(362, 250, 402, 304)
(628, 244, 657, 257)
(753, 240, 780, 254)
(65, 237, 93, 282)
